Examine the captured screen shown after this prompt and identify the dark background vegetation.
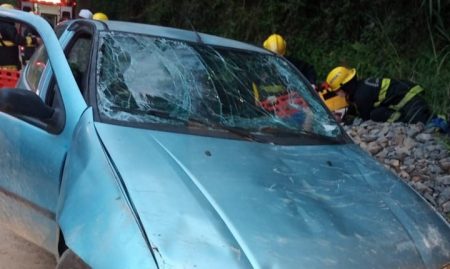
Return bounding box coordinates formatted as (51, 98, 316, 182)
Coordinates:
(9, 0, 450, 116)
(81, 0, 450, 117)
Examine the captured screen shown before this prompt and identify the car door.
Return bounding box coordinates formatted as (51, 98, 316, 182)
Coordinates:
(0, 9, 87, 253)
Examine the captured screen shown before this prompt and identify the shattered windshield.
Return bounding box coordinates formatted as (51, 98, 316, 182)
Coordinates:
(96, 31, 342, 142)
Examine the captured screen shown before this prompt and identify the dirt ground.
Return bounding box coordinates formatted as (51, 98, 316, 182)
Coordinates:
(0, 224, 56, 269)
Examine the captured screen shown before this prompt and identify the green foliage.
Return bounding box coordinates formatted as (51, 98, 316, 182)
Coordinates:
(4, 0, 16, 6)
(80, 0, 450, 116)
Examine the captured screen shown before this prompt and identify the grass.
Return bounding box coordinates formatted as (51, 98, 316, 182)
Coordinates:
(292, 13, 450, 120)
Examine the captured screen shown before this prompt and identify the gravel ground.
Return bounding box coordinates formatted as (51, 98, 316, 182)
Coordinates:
(344, 120, 450, 223)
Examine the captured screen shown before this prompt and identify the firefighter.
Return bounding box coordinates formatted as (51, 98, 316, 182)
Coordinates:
(93, 12, 108, 21)
(0, 3, 25, 70)
(21, 28, 38, 64)
(325, 66, 432, 124)
(21, 12, 40, 64)
(263, 34, 317, 88)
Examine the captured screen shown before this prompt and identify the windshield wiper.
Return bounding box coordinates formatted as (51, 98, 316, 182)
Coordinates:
(110, 107, 265, 142)
(258, 126, 343, 144)
(186, 116, 267, 143)
(210, 124, 268, 143)
(110, 107, 191, 124)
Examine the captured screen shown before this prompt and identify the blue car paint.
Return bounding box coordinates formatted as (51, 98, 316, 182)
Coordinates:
(37, 30, 76, 99)
(94, 123, 450, 268)
(0, 10, 85, 253)
(0, 10, 449, 269)
(0, 110, 61, 251)
(57, 108, 157, 269)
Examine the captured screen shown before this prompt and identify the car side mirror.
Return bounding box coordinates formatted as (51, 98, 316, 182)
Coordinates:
(0, 88, 54, 120)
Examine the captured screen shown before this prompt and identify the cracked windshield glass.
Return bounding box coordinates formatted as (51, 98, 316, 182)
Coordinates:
(97, 32, 341, 140)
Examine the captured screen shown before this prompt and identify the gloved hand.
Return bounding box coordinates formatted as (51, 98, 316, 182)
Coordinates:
(429, 116, 449, 133)
(319, 81, 330, 92)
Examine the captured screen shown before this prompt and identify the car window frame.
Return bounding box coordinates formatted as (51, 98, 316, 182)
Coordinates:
(88, 28, 103, 119)
(40, 22, 95, 134)
(42, 22, 95, 106)
(24, 44, 48, 93)
(89, 30, 348, 145)
(18, 21, 94, 134)
(54, 22, 70, 38)
(65, 33, 94, 99)
(61, 21, 96, 103)
(0, 9, 87, 141)
(24, 22, 69, 94)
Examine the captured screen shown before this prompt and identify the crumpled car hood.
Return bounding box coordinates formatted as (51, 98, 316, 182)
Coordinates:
(95, 123, 450, 269)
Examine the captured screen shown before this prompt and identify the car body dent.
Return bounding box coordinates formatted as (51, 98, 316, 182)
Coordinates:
(94, 123, 450, 269)
(57, 108, 157, 269)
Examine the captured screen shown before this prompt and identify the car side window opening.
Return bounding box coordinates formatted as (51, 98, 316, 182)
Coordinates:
(67, 34, 93, 94)
(23, 52, 65, 132)
(42, 34, 93, 129)
(96, 31, 341, 139)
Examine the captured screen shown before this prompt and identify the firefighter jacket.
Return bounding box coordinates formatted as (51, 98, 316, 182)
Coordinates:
(23, 27, 39, 62)
(347, 78, 431, 123)
(0, 21, 24, 69)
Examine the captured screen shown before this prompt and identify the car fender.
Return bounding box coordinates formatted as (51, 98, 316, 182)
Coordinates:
(57, 108, 157, 269)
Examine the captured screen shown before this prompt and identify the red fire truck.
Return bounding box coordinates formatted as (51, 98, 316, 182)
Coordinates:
(20, 0, 77, 27)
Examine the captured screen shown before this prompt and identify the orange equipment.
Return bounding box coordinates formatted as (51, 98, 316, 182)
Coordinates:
(259, 91, 308, 118)
(0, 69, 20, 88)
(317, 82, 349, 112)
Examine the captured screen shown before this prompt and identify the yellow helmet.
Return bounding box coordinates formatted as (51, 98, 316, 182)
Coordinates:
(263, 34, 286, 56)
(93, 12, 108, 21)
(0, 3, 14, 9)
(326, 66, 356, 91)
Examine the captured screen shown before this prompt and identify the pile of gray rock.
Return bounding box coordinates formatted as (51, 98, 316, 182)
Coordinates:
(343, 120, 450, 223)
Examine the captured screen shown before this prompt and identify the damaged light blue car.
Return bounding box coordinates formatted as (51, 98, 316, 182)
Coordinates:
(0, 9, 449, 269)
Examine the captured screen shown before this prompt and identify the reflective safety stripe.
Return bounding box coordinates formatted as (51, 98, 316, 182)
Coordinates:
(0, 40, 15, 47)
(389, 85, 424, 111)
(260, 85, 285, 93)
(252, 82, 260, 104)
(386, 85, 424, 122)
(387, 111, 401, 123)
(25, 36, 36, 47)
(0, 65, 18, 70)
(25, 36, 33, 46)
(374, 78, 391, 107)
